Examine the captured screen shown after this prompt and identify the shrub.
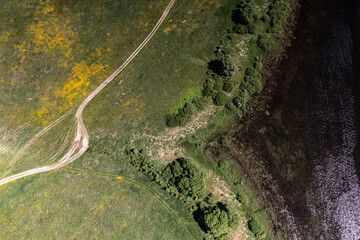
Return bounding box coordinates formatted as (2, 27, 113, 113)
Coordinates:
(209, 54, 238, 77)
(225, 205, 240, 229)
(183, 102, 197, 115)
(267, 0, 291, 37)
(214, 77, 224, 91)
(232, 1, 258, 25)
(269, 0, 291, 29)
(195, 202, 240, 239)
(245, 66, 256, 76)
(225, 101, 237, 112)
(222, 54, 238, 76)
(165, 102, 197, 127)
(252, 75, 263, 94)
(161, 158, 205, 200)
(193, 96, 207, 110)
(233, 24, 248, 34)
(202, 78, 215, 96)
(247, 23, 257, 34)
(257, 33, 274, 51)
(222, 77, 235, 93)
(247, 218, 263, 237)
(165, 113, 180, 127)
(254, 61, 263, 71)
(127, 148, 158, 181)
(261, 14, 270, 23)
(233, 90, 250, 109)
(213, 91, 229, 106)
(200, 206, 230, 238)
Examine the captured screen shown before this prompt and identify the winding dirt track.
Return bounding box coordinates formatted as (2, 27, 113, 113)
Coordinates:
(0, 0, 176, 186)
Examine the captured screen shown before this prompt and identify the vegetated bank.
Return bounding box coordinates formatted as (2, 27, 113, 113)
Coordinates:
(128, 0, 299, 239)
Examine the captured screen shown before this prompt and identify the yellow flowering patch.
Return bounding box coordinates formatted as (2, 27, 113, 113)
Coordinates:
(57, 61, 107, 107)
(163, 24, 177, 34)
(137, 20, 149, 29)
(197, 0, 222, 11)
(91, 47, 113, 62)
(123, 98, 138, 107)
(29, 2, 76, 58)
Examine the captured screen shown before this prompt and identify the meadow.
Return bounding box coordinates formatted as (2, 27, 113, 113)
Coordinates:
(0, 0, 240, 238)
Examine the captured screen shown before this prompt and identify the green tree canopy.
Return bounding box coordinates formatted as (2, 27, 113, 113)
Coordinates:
(232, 1, 258, 25)
(161, 158, 204, 200)
(203, 206, 230, 238)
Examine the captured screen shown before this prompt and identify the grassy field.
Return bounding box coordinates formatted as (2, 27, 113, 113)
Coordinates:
(0, 168, 204, 239)
(0, 0, 237, 175)
(0, 0, 241, 239)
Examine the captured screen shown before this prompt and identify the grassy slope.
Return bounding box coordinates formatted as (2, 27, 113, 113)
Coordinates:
(0, 169, 203, 239)
(0, 0, 238, 238)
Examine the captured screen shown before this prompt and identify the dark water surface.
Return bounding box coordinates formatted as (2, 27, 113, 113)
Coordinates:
(273, 0, 360, 238)
(235, 0, 360, 238)
(305, 0, 360, 239)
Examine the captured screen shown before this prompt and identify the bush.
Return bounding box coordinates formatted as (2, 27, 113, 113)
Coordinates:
(257, 33, 274, 51)
(254, 61, 263, 71)
(165, 102, 197, 127)
(209, 53, 238, 77)
(232, 1, 258, 25)
(213, 91, 229, 106)
(183, 102, 197, 115)
(193, 96, 207, 110)
(247, 218, 263, 237)
(269, 0, 291, 29)
(222, 77, 235, 93)
(195, 202, 240, 239)
(202, 78, 215, 97)
(267, 0, 291, 37)
(127, 148, 158, 181)
(245, 66, 256, 76)
(214, 77, 224, 91)
(233, 90, 250, 109)
(222, 54, 238, 76)
(247, 23, 257, 34)
(233, 24, 248, 34)
(217, 159, 230, 170)
(261, 14, 270, 23)
(199, 206, 230, 238)
(161, 158, 205, 200)
(225, 101, 237, 112)
(252, 76, 263, 94)
(225, 205, 240, 229)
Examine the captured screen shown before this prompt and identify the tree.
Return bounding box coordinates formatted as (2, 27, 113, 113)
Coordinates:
(247, 218, 263, 237)
(257, 33, 274, 51)
(233, 90, 250, 109)
(195, 202, 240, 239)
(202, 206, 230, 238)
(209, 53, 238, 77)
(165, 102, 197, 127)
(247, 23, 257, 34)
(232, 1, 258, 25)
(213, 91, 229, 106)
(233, 24, 248, 34)
(161, 158, 205, 200)
(202, 78, 215, 96)
(220, 54, 238, 76)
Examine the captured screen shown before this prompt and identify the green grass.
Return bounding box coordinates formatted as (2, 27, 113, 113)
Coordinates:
(0, 0, 240, 238)
(180, 114, 277, 239)
(0, 0, 295, 238)
(0, 0, 238, 172)
(0, 168, 204, 239)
